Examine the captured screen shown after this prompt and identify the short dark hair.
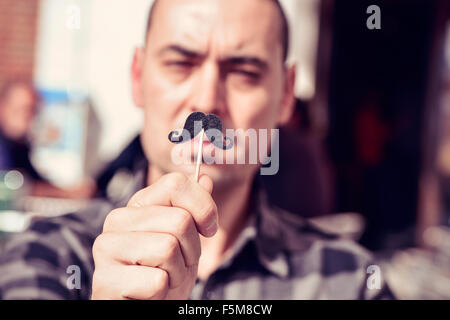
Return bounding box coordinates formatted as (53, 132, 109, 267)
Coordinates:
(145, 0, 289, 62)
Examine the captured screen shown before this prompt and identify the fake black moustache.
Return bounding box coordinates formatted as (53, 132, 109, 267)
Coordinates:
(168, 112, 233, 150)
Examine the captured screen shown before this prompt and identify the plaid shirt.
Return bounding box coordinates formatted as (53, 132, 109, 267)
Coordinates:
(0, 161, 394, 300)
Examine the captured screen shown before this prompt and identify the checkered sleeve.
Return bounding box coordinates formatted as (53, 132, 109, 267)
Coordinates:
(0, 201, 112, 300)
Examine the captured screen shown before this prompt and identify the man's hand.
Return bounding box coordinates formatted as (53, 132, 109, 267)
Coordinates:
(91, 172, 218, 300)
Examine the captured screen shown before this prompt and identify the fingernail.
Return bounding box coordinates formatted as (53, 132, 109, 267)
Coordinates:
(205, 220, 218, 237)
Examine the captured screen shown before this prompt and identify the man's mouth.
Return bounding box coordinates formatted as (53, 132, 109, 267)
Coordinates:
(190, 134, 215, 156)
(191, 133, 211, 146)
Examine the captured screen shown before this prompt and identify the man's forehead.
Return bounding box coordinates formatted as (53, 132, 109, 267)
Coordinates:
(147, 0, 283, 60)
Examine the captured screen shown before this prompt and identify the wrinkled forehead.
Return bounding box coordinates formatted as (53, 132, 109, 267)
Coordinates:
(146, 0, 283, 62)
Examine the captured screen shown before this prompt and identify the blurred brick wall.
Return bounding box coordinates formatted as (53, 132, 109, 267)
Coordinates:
(0, 0, 40, 87)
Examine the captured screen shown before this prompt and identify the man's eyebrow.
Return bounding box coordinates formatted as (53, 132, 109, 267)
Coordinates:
(223, 56, 269, 70)
(158, 45, 203, 58)
(157, 46, 269, 70)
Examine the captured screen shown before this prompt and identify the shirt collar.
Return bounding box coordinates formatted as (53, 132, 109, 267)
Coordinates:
(251, 183, 290, 278)
(250, 175, 340, 279)
(214, 177, 292, 279)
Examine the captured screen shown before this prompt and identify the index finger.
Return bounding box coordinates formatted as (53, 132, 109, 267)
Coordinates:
(127, 172, 218, 237)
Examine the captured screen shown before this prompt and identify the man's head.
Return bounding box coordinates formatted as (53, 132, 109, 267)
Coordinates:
(145, 0, 290, 64)
(0, 80, 39, 141)
(131, 0, 296, 188)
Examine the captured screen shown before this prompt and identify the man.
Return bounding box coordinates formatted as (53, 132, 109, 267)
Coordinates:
(0, 80, 42, 179)
(0, 80, 95, 199)
(0, 0, 393, 299)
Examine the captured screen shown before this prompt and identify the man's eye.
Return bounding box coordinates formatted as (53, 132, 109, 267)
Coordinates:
(165, 61, 194, 68)
(230, 70, 261, 81)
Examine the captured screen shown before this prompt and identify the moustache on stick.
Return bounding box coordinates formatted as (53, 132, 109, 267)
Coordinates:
(168, 112, 233, 181)
(168, 112, 233, 150)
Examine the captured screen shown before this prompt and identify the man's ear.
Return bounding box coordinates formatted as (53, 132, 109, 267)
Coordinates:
(131, 47, 145, 109)
(278, 64, 296, 126)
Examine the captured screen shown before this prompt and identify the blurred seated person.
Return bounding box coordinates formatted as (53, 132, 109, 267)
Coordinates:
(0, 79, 95, 199)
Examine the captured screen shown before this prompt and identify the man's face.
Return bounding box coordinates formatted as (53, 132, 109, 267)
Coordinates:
(132, 0, 295, 187)
(0, 85, 36, 141)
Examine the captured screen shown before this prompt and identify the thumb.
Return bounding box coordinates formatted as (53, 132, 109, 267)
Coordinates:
(198, 174, 213, 194)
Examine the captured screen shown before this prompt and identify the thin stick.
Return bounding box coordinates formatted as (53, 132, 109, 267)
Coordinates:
(195, 129, 205, 182)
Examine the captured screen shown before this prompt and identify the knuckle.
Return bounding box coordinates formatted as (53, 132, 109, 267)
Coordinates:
(92, 233, 109, 257)
(163, 172, 188, 191)
(129, 250, 144, 266)
(127, 187, 147, 207)
(154, 269, 169, 293)
(103, 208, 121, 232)
(198, 200, 217, 225)
(163, 235, 180, 259)
(91, 267, 111, 295)
(174, 208, 193, 236)
(90, 271, 104, 298)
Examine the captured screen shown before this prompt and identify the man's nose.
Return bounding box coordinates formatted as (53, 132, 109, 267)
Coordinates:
(190, 62, 225, 115)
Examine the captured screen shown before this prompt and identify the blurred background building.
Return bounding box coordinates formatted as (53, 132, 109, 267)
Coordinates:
(0, 0, 450, 299)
